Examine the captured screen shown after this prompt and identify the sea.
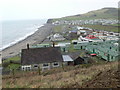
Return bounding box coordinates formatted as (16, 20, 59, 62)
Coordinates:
(0, 19, 47, 51)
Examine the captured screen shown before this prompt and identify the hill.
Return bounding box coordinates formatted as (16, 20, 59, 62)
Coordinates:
(50, 7, 119, 21)
(2, 61, 119, 88)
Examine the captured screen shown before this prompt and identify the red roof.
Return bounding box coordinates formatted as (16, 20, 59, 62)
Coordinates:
(85, 35, 97, 39)
(90, 54, 97, 56)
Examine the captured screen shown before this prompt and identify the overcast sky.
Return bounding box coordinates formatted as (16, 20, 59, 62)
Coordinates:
(0, 0, 119, 21)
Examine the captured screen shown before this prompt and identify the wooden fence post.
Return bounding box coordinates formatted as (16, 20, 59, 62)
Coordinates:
(38, 66, 41, 75)
(12, 69, 15, 78)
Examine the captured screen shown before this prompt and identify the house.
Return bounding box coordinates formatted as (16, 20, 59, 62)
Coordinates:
(50, 33, 65, 41)
(84, 35, 103, 42)
(68, 30, 79, 39)
(69, 52, 87, 65)
(21, 46, 63, 71)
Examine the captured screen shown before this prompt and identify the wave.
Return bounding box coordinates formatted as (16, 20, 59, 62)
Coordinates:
(0, 24, 44, 51)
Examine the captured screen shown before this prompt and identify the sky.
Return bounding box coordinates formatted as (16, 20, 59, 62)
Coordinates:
(0, 0, 119, 21)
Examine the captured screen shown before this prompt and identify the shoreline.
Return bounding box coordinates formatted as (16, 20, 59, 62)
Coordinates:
(1, 24, 45, 51)
(2, 23, 54, 59)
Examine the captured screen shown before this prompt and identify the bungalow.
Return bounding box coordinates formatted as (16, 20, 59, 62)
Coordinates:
(50, 33, 65, 41)
(21, 46, 63, 71)
(69, 52, 87, 65)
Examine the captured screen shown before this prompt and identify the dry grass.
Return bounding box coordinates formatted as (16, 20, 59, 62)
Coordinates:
(2, 61, 119, 88)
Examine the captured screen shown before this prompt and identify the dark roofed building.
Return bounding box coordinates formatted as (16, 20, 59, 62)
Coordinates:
(68, 52, 88, 65)
(21, 47, 63, 71)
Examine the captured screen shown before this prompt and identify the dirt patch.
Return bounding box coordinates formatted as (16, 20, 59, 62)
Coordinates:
(81, 68, 120, 88)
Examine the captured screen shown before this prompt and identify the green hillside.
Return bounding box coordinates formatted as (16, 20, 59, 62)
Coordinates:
(52, 7, 119, 21)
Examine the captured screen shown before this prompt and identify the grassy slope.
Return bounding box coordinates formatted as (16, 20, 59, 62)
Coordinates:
(80, 24, 119, 32)
(2, 61, 119, 88)
(53, 8, 119, 21)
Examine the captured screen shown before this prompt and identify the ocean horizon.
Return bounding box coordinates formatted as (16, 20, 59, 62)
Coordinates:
(1, 19, 47, 50)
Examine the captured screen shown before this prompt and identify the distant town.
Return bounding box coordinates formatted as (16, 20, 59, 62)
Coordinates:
(52, 19, 119, 25)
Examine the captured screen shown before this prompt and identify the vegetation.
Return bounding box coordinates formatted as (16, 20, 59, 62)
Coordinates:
(111, 24, 120, 27)
(80, 24, 119, 32)
(53, 24, 72, 33)
(2, 61, 119, 88)
(53, 25, 63, 32)
(3, 56, 21, 70)
(3, 56, 20, 63)
(51, 8, 119, 21)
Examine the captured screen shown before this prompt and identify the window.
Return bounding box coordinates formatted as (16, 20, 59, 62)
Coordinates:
(52, 62, 59, 67)
(22, 67, 24, 70)
(43, 63, 49, 67)
(22, 65, 31, 71)
(34, 64, 38, 67)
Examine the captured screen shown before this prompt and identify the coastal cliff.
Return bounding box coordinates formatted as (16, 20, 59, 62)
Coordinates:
(47, 19, 54, 24)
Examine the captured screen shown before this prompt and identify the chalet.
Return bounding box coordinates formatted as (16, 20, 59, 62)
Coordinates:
(21, 46, 63, 71)
(85, 40, 120, 61)
(73, 40, 120, 61)
(30, 43, 51, 48)
(55, 42, 70, 52)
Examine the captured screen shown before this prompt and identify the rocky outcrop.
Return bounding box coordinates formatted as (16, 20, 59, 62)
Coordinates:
(47, 19, 53, 23)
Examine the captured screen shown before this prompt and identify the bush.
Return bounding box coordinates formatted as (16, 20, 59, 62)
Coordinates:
(2, 62, 10, 68)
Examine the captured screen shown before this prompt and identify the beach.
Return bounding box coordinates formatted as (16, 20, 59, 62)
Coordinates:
(2, 23, 54, 59)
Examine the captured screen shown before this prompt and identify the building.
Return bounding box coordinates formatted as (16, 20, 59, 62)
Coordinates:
(21, 47, 63, 71)
(30, 43, 51, 48)
(69, 52, 87, 65)
(62, 55, 74, 65)
(55, 42, 70, 52)
(50, 33, 65, 41)
(73, 40, 120, 61)
(85, 40, 120, 61)
(68, 30, 79, 39)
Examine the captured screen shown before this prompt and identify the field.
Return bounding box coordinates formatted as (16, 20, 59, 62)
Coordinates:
(80, 24, 119, 32)
(2, 61, 119, 88)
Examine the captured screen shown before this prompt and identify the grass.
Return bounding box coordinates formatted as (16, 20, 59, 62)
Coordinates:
(68, 44, 80, 52)
(80, 24, 119, 32)
(3, 56, 20, 63)
(53, 25, 63, 32)
(51, 8, 118, 21)
(53, 24, 72, 33)
(2, 61, 119, 88)
(3, 56, 21, 70)
(8, 64, 21, 70)
(110, 24, 120, 27)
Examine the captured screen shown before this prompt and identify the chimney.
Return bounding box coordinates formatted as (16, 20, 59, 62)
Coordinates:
(27, 43, 29, 49)
(52, 41, 55, 47)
